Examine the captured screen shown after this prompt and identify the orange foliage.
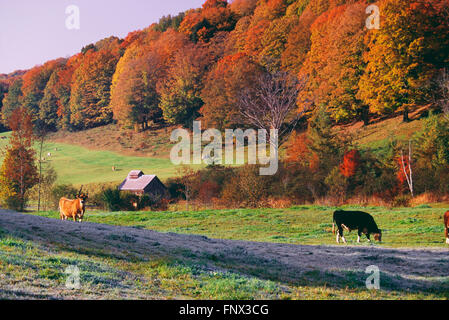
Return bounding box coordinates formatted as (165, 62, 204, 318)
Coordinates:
(200, 52, 262, 129)
(286, 132, 310, 163)
(300, 2, 367, 122)
(230, 0, 258, 16)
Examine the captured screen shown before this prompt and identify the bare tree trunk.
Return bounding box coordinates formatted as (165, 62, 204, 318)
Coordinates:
(185, 185, 189, 211)
(400, 141, 414, 198)
(37, 136, 44, 212)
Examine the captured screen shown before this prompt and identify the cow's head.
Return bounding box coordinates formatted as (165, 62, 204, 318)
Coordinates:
(76, 186, 88, 203)
(77, 192, 89, 205)
(76, 186, 89, 221)
(373, 229, 382, 242)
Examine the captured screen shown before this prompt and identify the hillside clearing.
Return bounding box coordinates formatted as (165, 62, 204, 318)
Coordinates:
(0, 115, 427, 186)
(0, 131, 179, 185)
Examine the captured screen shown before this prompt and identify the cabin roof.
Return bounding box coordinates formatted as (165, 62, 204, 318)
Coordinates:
(119, 171, 157, 191)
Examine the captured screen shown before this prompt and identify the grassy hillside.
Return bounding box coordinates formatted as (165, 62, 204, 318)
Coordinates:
(342, 116, 425, 153)
(0, 130, 179, 185)
(30, 205, 448, 248)
(47, 124, 175, 159)
(0, 115, 428, 186)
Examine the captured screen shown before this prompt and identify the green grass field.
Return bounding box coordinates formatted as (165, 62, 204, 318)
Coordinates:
(3, 204, 448, 300)
(1, 227, 437, 300)
(0, 227, 288, 299)
(30, 205, 448, 248)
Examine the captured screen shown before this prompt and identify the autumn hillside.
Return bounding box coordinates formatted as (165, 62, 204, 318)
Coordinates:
(0, 0, 449, 210)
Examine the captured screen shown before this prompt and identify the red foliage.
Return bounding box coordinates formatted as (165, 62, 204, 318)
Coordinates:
(198, 180, 221, 204)
(8, 107, 34, 148)
(339, 150, 361, 178)
(396, 155, 411, 186)
(286, 132, 310, 163)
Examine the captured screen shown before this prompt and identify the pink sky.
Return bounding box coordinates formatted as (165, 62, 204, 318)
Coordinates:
(0, 0, 205, 74)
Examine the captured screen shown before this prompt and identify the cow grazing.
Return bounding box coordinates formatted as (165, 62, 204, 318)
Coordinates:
(444, 211, 449, 244)
(332, 210, 382, 244)
(59, 187, 89, 222)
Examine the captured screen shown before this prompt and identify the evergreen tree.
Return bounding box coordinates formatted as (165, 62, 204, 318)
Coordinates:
(1, 78, 23, 124)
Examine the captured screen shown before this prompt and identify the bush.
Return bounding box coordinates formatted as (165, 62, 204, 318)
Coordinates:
(324, 167, 348, 202)
(392, 195, 411, 207)
(99, 188, 168, 212)
(221, 165, 269, 208)
(101, 188, 123, 212)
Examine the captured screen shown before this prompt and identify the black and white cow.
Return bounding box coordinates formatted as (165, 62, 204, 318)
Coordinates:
(332, 210, 382, 244)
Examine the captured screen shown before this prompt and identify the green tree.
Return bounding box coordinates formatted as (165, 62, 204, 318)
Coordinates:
(308, 107, 348, 173)
(1, 78, 23, 124)
(39, 71, 61, 130)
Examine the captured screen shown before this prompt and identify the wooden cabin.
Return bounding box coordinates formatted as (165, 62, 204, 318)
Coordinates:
(118, 170, 168, 198)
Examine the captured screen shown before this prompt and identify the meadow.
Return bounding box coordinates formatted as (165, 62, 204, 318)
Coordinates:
(0, 204, 445, 300)
(30, 205, 448, 248)
(0, 131, 178, 185)
(1, 225, 440, 300)
(2, 205, 449, 300)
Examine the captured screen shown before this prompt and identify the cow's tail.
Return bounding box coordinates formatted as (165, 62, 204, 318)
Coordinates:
(332, 222, 335, 235)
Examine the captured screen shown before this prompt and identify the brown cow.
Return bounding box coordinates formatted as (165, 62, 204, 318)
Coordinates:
(444, 211, 449, 244)
(59, 187, 88, 222)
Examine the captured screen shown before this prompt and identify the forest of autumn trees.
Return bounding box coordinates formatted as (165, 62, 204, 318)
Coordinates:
(0, 0, 449, 208)
(0, 0, 448, 134)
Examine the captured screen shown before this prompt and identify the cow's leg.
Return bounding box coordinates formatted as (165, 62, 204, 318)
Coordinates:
(338, 226, 346, 244)
(366, 233, 371, 242)
(336, 226, 343, 243)
(73, 215, 77, 222)
(357, 229, 362, 243)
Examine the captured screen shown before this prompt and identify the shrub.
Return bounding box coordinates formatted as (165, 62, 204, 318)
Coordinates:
(392, 195, 411, 207)
(221, 165, 269, 208)
(324, 167, 348, 202)
(101, 188, 123, 212)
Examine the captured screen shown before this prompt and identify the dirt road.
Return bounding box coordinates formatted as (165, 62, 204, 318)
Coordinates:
(1, 210, 448, 293)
